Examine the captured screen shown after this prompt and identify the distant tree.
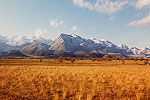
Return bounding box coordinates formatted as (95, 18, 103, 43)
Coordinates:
(116, 58, 120, 60)
(58, 56, 63, 64)
(70, 58, 76, 63)
(121, 59, 125, 64)
(144, 59, 149, 65)
(9, 56, 14, 59)
(108, 58, 112, 62)
(141, 58, 144, 61)
(92, 58, 96, 61)
(134, 58, 139, 64)
(40, 58, 42, 62)
(64, 57, 71, 61)
(79, 58, 84, 60)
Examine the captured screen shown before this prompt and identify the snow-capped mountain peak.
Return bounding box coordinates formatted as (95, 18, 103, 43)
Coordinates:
(6, 35, 52, 46)
(0, 33, 150, 58)
(99, 39, 109, 42)
(71, 33, 80, 37)
(91, 38, 113, 44)
(142, 47, 150, 50)
(118, 44, 129, 50)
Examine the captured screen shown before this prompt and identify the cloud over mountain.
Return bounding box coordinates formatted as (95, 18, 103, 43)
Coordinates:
(35, 29, 47, 38)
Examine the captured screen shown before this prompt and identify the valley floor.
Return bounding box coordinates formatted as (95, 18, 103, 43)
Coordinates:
(0, 59, 150, 100)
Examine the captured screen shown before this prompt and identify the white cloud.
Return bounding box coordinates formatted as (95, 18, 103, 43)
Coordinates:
(50, 20, 58, 28)
(135, 0, 150, 9)
(72, 25, 77, 31)
(73, 0, 93, 10)
(127, 0, 150, 27)
(94, 0, 129, 15)
(35, 28, 47, 38)
(73, 0, 150, 27)
(60, 20, 63, 25)
(128, 15, 150, 26)
(50, 19, 64, 28)
(73, 0, 129, 15)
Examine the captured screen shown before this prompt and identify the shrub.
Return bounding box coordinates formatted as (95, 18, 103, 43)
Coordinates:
(91, 58, 96, 61)
(144, 59, 149, 65)
(121, 59, 125, 64)
(108, 58, 112, 62)
(116, 58, 120, 60)
(140, 58, 144, 61)
(70, 58, 76, 63)
(64, 57, 71, 61)
(40, 59, 42, 62)
(58, 56, 63, 64)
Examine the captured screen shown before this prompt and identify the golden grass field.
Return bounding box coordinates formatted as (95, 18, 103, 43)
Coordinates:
(0, 59, 150, 100)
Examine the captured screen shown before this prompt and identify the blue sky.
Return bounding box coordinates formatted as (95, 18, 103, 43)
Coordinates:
(0, 0, 150, 48)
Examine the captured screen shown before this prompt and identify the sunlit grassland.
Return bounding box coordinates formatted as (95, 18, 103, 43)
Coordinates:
(0, 59, 150, 100)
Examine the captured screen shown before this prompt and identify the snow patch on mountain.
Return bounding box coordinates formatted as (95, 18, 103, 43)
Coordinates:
(6, 36, 52, 46)
(91, 38, 115, 48)
(0, 33, 150, 57)
(118, 44, 130, 51)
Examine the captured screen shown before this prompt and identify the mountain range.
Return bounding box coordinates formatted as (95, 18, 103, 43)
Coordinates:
(0, 33, 149, 58)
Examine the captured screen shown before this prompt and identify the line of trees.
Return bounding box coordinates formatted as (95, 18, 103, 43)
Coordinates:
(37, 56, 150, 65)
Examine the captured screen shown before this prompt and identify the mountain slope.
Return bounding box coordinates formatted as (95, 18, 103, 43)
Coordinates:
(0, 33, 150, 58)
(0, 42, 12, 52)
(0, 50, 28, 57)
(50, 34, 132, 56)
(50, 33, 95, 52)
(50, 34, 106, 52)
(21, 43, 51, 56)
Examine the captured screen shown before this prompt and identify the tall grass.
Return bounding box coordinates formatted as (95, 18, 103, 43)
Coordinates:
(0, 59, 150, 99)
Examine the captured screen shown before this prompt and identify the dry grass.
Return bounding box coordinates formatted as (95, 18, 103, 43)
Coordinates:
(0, 59, 150, 100)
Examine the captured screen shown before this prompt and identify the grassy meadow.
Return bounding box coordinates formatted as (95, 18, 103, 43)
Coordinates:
(0, 59, 150, 100)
